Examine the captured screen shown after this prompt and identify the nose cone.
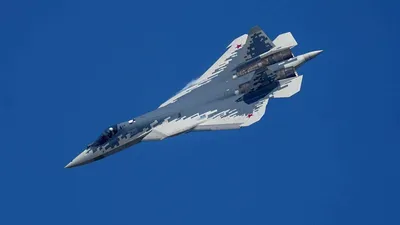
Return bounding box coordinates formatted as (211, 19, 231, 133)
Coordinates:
(65, 161, 78, 169)
(304, 50, 323, 61)
(65, 150, 92, 168)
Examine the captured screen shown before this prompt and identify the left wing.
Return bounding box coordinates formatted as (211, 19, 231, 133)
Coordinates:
(158, 34, 247, 108)
(159, 26, 275, 108)
(143, 27, 280, 139)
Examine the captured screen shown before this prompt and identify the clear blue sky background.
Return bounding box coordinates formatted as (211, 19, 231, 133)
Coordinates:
(1, 0, 399, 224)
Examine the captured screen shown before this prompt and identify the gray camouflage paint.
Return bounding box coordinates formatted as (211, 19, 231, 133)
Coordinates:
(65, 26, 322, 168)
(245, 26, 274, 59)
(85, 26, 271, 158)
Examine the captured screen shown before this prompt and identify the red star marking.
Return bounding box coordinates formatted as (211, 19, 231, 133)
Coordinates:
(247, 113, 253, 118)
(236, 44, 242, 49)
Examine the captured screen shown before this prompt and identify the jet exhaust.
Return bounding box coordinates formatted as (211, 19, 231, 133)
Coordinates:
(268, 67, 297, 81)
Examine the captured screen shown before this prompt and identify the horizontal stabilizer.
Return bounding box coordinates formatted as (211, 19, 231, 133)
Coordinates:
(272, 75, 303, 98)
(273, 32, 297, 49)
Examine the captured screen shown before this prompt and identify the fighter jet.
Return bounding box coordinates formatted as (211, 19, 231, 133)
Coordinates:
(65, 26, 322, 168)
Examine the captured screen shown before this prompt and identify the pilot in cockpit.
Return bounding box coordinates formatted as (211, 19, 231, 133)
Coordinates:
(90, 125, 119, 147)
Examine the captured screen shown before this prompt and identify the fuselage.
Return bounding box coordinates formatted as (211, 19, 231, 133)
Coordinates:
(65, 41, 322, 168)
(64, 106, 180, 168)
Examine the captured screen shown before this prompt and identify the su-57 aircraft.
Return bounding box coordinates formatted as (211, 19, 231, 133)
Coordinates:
(65, 26, 322, 168)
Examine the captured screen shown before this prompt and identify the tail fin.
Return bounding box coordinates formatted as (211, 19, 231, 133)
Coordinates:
(243, 26, 275, 60)
(272, 76, 303, 98)
(242, 28, 297, 63)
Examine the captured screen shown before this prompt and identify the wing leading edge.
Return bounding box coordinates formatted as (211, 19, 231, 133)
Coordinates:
(159, 26, 277, 108)
(154, 26, 300, 134)
(158, 34, 248, 108)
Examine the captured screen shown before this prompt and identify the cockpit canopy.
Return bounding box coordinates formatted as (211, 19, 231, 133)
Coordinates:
(91, 125, 119, 147)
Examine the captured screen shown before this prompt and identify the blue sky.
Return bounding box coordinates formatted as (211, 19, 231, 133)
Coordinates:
(1, 0, 399, 224)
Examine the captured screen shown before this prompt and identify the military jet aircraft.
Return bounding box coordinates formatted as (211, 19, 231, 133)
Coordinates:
(65, 26, 322, 168)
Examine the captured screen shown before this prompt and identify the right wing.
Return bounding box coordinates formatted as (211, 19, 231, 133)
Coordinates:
(192, 97, 270, 131)
(144, 96, 271, 141)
